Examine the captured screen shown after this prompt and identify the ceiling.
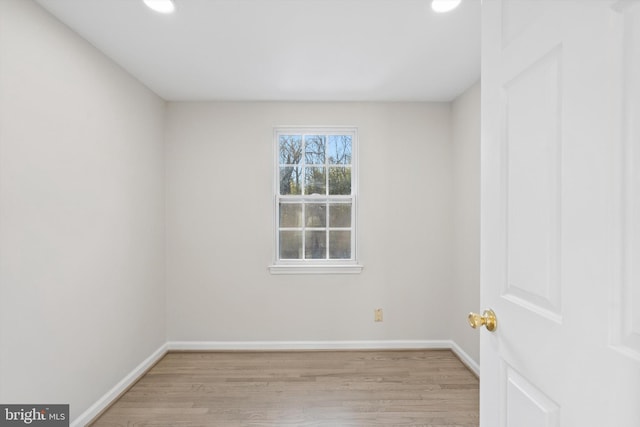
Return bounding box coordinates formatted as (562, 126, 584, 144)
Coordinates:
(35, 0, 480, 102)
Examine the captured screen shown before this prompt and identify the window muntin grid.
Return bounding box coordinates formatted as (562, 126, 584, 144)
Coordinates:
(275, 129, 356, 263)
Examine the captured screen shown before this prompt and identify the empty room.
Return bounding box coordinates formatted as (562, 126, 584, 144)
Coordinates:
(0, 0, 639, 426)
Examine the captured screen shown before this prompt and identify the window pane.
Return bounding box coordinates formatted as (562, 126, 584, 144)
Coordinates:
(279, 135, 302, 165)
(328, 135, 352, 165)
(329, 203, 351, 228)
(280, 231, 302, 259)
(328, 166, 351, 195)
(280, 166, 302, 195)
(280, 203, 302, 227)
(305, 135, 326, 164)
(304, 167, 326, 195)
(305, 230, 326, 259)
(305, 203, 326, 227)
(329, 231, 351, 259)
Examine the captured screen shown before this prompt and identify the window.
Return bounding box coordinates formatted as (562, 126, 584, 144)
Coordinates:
(270, 127, 362, 274)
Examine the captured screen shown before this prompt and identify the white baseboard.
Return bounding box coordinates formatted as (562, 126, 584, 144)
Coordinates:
(167, 339, 453, 351)
(71, 343, 168, 427)
(167, 339, 479, 376)
(449, 340, 480, 376)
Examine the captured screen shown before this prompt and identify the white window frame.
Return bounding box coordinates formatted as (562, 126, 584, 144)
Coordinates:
(269, 126, 363, 275)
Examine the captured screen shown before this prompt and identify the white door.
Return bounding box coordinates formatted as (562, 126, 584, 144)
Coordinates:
(480, 1, 640, 426)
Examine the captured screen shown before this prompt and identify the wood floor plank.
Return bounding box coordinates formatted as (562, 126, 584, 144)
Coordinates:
(91, 350, 478, 426)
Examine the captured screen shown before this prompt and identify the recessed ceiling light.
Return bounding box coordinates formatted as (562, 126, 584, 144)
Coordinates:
(431, 0, 462, 13)
(143, 0, 176, 14)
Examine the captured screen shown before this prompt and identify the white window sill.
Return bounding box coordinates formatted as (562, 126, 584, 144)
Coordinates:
(268, 264, 364, 275)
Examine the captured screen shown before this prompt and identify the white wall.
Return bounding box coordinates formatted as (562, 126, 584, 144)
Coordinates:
(0, 0, 166, 422)
(450, 82, 481, 363)
(165, 102, 454, 343)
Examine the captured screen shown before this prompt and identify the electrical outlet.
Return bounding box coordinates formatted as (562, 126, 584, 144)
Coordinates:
(374, 308, 383, 322)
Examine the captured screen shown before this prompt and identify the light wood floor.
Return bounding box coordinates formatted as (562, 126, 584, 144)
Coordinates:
(91, 350, 478, 427)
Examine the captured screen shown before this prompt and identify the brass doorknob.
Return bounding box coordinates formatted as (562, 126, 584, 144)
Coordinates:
(468, 309, 497, 332)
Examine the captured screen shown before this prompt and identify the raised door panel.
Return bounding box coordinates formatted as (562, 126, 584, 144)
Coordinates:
(616, 2, 640, 359)
(504, 366, 560, 427)
(502, 46, 563, 322)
